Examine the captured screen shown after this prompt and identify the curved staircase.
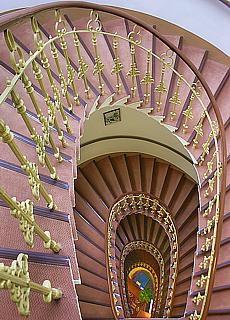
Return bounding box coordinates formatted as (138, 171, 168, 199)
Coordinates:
(0, 2, 229, 320)
(74, 154, 198, 319)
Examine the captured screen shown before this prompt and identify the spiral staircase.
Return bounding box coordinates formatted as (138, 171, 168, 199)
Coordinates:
(74, 154, 199, 319)
(0, 2, 229, 320)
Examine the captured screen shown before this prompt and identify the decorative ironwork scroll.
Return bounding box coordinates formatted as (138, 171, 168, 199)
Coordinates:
(0, 254, 62, 316)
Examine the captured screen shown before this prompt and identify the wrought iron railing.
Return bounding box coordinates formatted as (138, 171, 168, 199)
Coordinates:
(0, 253, 62, 316)
(106, 194, 179, 318)
(0, 3, 227, 319)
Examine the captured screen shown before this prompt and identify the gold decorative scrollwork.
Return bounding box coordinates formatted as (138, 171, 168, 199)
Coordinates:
(4, 29, 25, 74)
(183, 81, 202, 133)
(31, 16, 44, 50)
(73, 31, 90, 98)
(199, 255, 212, 270)
(155, 50, 174, 112)
(189, 310, 201, 320)
(0, 254, 62, 316)
(203, 194, 218, 217)
(11, 198, 34, 247)
(21, 159, 40, 201)
(87, 10, 102, 32)
(0, 253, 30, 316)
(53, 10, 80, 106)
(203, 151, 217, 179)
(111, 33, 123, 95)
(0, 187, 61, 252)
(196, 274, 208, 288)
(92, 33, 104, 95)
(127, 25, 141, 98)
(127, 25, 142, 45)
(169, 75, 182, 120)
(141, 50, 154, 104)
(199, 121, 218, 166)
(204, 162, 222, 198)
(55, 9, 67, 35)
(193, 111, 206, 148)
(0, 119, 57, 210)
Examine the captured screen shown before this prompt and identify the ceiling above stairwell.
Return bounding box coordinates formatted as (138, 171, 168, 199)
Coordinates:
(80, 103, 198, 181)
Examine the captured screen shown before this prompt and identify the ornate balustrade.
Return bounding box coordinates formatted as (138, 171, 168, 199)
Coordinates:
(0, 253, 62, 316)
(120, 241, 165, 317)
(0, 188, 61, 252)
(106, 194, 179, 318)
(0, 3, 227, 319)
